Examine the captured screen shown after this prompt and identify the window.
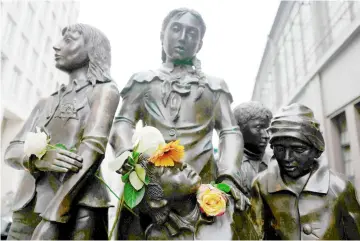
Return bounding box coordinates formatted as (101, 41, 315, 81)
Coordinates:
(3, 15, 16, 46)
(42, 1, 49, 21)
(11, 68, 22, 97)
(277, 48, 288, 104)
(25, 4, 35, 32)
(291, 7, 306, 84)
(334, 112, 354, 182)
(31, 50, 39, 80)
(38, 22, 45, 46)
(44, 37, 52, 54)
(300, 1, 316, 73)
(1, 55, 8, 91)
(19, 34, 29, 58)
(326, 1, 351, 44)
(22, 79, 33, 102)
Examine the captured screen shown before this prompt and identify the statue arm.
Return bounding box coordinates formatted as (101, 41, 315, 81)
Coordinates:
(342, 181, 360, 239)
(248, 178, 265, 239)
(109, 82, 145, 158)
(4, 99, 45, 177)
(214, 92, 244, 185)
(40, 82, 120, 223)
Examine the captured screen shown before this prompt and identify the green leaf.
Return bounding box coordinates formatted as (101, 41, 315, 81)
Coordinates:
(216, 183, 231, 193)
(124, 182, 145, 209)
(129, 171, 144, 190)
(69, 147, 77, 153)
(127, 156, 135, 166)
(132, 151, 140, 163)
(144, 176, 150, 185)
(121, 172, 130, 183)
(135, 164, 146, 182)
(55, 143, 68, 150)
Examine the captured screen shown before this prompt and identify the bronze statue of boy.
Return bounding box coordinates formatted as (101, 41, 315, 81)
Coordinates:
(233, 101, 272, 197)
(110, 8, 249, 239)
(4, 24, 120, 240)
(249, 103, 360, 240)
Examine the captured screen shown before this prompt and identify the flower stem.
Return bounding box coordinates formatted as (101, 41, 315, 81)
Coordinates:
(94, 174, 138, 216)
(108, 195, 124, 239)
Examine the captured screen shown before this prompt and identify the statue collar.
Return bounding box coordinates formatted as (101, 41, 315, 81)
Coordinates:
(243, 148, 265, 162)
(51, 78, 91, 96)
(161, 62, 196, 74)
(267, 158, 330, 194)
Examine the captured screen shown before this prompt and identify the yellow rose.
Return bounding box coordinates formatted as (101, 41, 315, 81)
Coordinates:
(197, 184, 227, 216)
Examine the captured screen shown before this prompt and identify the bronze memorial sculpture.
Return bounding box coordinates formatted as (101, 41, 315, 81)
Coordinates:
(110, 7, 249, 240)
(233, 101, 272, 197)
(249, 103, 360, 240)
(4, 24, 120, 240)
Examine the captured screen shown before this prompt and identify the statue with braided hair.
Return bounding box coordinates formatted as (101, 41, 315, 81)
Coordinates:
(110, 7, 248, 239)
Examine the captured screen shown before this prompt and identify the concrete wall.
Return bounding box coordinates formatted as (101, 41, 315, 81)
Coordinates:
(321, 32, 360, 116)
(290, 74, 328, 164)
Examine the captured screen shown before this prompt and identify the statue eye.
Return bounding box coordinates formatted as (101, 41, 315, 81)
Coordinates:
(274, 146, 284, 152)
(294, 147, 306, 153)
(172, 24, 181, 32)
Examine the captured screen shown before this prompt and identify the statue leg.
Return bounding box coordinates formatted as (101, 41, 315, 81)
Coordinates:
(64, 206, 108, 240)
(7, 200, 42, 240)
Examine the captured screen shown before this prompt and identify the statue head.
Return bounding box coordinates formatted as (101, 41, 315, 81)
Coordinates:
(160, 8, 206, 63)
(137, 155, 201, 225)
(267, 103, 324, 179)
(53, 23, 112, 85)
(233, 101, 272, 154)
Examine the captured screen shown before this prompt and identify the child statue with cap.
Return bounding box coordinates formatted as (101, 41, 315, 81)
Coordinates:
(248, 103, 360, 240)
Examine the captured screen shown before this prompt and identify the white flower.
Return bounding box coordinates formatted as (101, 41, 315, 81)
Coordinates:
(108, 150, 131, 172)
(24, 127, 48, 159)
(132, 121, 165, 156)
(108, 122, 165, 172)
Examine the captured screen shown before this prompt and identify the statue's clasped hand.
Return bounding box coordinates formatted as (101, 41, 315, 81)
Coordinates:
(34, 149, 83, 173)
(221, 179, 251, 211)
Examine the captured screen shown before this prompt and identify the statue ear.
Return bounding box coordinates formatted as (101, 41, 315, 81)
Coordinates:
(148, 199, 168, 209)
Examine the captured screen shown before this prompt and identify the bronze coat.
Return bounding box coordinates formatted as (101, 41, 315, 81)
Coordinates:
(4, 79, 120, 223)
(249, 158, 360, 240)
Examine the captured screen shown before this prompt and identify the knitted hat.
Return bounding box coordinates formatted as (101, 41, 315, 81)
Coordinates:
(268, 103, 325, 152)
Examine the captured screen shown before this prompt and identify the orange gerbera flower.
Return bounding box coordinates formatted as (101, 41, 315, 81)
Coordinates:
(148, 140, 185, 167)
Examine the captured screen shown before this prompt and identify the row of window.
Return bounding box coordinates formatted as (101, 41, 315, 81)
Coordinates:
(333, 102, 360, 182)
(259, 1, 360, 111)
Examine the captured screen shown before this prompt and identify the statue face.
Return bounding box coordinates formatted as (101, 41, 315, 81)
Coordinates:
(154, 162, 201, 199)
(53, 29, 89, 71)
(272, 137, 319, 179)
(242, 118, 270, 154)
(162, 12, 202, 62)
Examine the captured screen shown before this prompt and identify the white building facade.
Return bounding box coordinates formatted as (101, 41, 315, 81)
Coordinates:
(252, 1, 360, 192)
(1, 0, 80, 211)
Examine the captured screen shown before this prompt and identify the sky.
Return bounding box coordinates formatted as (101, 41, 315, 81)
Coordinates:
(78, 0, 280, 108)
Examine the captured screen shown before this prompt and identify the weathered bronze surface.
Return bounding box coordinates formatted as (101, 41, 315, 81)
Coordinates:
(117, 155, 236, 240)
(248, 103, 360, 240)
(233, 101, 273, 197)
(109, 8, 247, 240)
(4, 24, 120, 240)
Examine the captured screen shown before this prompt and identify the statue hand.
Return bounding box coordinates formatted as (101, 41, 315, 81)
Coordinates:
(221, 179, 251, 211)
(34, 149, 83, 173)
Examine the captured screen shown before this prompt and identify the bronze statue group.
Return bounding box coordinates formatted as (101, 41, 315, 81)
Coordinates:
(4, 8, 360, 240)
